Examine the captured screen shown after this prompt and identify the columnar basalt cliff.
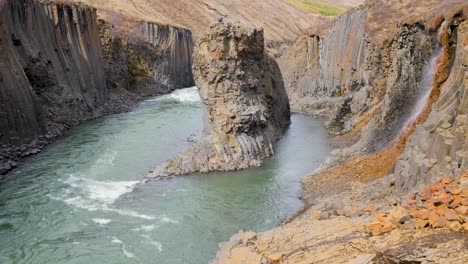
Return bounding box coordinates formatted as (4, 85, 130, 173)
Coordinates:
(151, 22, 290, 177)
(139, 22, 194, 89)
(281, 0, 467, 172)
(100, 19, 194, 95)
(0, 0, 196, 175)
(0, 0, 108, 174)
(395, 21, 468, 197)
(214, 1, 468, 263)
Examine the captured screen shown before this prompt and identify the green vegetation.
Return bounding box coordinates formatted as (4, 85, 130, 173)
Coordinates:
(285, 0, 347, 16)
(128, 56, 152, 85)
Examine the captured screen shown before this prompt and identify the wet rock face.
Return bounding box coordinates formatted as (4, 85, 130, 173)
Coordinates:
(395, 21, 468, 195)
(151, 22, 290, 176)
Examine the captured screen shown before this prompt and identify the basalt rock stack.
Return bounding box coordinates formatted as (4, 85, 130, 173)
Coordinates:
(151, 22, 290, 177)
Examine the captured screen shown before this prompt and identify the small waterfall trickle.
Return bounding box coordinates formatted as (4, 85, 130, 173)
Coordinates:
(403, 49, 442, 129)
(306, 37, 311, 72)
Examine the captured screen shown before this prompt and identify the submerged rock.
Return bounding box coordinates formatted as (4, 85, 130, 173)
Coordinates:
(151, 22, 290, 177)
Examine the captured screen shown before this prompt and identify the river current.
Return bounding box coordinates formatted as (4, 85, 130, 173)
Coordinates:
(0, 87, 330, 264)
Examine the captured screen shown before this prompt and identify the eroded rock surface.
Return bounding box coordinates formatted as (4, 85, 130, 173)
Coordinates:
(151, 22, 290, 176)
(395, 21, 468, 196)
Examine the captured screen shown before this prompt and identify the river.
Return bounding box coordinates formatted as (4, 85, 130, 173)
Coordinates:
(0, 87, 330, 264)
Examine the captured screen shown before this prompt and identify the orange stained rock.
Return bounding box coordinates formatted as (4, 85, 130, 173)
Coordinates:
(441, 176, 452, 185)
(371, 211, 388, 222)
(444, 209, 460, 221)
(390, 210, 403, 220)
(435, 204, 448, 216)
(463, 223, 468, 231)
(266, 253, 283, 262)
(311, 210, 322, 217)
(322, 33, 452, 182)
(447, 221, 462, 232)
(431, 216, 447, 228)
(416, 209, 429, 220)
(366, 222, 383, 231)
(449, 188, 462, 195)
(415, 219, 429, 229)
(454, 206, 467, 216)
(439, 193, 453, 204)
(461, 198, 468, 206)
(430, 182, 445, 192)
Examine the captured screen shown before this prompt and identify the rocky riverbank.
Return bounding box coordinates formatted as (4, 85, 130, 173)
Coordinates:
(151, 22, 290, 177)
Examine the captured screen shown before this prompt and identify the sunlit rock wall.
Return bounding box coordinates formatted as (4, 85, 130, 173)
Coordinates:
(395, 22, 468, 195)
(151, 22, 290, 177)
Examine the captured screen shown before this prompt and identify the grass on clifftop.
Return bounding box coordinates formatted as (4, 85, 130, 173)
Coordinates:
(285, 0, 347, 16)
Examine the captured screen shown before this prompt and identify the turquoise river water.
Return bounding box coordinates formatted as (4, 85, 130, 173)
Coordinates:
(0, 87, 330, 264)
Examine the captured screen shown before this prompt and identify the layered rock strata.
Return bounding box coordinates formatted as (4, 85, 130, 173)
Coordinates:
(151, 22, 290, 177)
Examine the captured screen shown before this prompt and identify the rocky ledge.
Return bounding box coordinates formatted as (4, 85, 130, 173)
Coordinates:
(150, 22, 290, 177)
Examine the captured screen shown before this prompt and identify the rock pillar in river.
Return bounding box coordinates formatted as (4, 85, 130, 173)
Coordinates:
(151, 22, 290, 176)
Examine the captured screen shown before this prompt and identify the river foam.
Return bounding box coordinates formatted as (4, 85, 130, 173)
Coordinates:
(92, 218, 112, 225)
(49, 174, 181, 222)
(49, 175, 157, 220)
(149, 86, 200, 103)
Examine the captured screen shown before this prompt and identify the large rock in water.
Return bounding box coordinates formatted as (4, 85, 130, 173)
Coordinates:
(151, 22, 290, 177)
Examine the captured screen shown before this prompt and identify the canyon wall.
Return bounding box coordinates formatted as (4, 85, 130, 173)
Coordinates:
(214, 2, 468, 263)
(0, 0, 195, 175)
(395, 21, 467, 196)
(139, 22, 194, 89)
(100, 20, 194, 95)
(151, 22, 290, 177)
(281, 0, 467, 174)
(0, 0, 108, 174)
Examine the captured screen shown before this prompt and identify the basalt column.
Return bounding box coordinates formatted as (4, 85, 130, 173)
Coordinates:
(151, 22, 290, 177)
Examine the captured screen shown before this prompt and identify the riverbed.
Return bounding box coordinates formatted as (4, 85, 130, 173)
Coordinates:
(0, 87, 330, 264)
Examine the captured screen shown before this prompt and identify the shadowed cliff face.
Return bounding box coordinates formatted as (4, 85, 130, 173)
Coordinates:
(100, 20, 194, 95)
(138, 22, 194, 89)
(0, 0, 195, 175)
(0, 0, 108, 174)
(150, 23, 290, 177)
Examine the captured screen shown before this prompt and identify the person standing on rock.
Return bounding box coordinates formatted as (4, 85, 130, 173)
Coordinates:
(217, 16, 224, 23)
